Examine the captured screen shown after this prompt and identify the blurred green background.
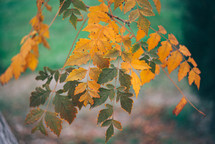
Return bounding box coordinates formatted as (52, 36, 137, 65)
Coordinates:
(0, 0, 215, 143)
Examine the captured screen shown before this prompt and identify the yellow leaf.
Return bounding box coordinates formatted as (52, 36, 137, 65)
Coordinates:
(88, 81, 100, 92)
(158, 25, 167, 34)
(79, 92, 94, 106)
(40, 24, 49, 38)
(20, 38, 35, 57)
(65, 52, 90, 67)
(147, 33, 161, 51)
(178, 61, 190, 81)
(121, 51, 132, 62)
(188, 69, 200, 89)
(187, 57, 197, 67)
(74, 83, 87, 95)
(121, 62, 131, 73)
(131, 59, 151, 70)
(73, 38, 91, 53)
(122, 34, 131, 50)
(132, 47, 144, 60)
(153, 0, 161, 14)
(93, 53, 110, 69)
(140, 70, 155, 85)
(124, 0, 136, 14)
(66, 67, 87, 82)
(136, 28, 146, 42)
(131, 71, 141, 98)
(26, 53, 38, 71)
(193, 67, 201, 74)
(168, 34, 179, 45)
(11, 54, 26, 79)
(167, 51, 183, 74)
(89, 90, 100, 98)
(0, 67, 13, 85)
(89, 67, 101, 81)
(179, 45, 191, 57)
(173, 97, 187, 116)
(157, 41, 172, 63)
(155, 64, 160, 75)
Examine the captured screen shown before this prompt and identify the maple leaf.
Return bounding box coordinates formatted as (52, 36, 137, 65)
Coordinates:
(53, 94, 78, 124)
(25, 108, 44, 124)
(65, 52, 90, 67)
(147, 32, 161, 51)
(178, 61, 190, 81)
(140, 69, 155, 85)
(167, 51, 183, 74)
(45, 112, 62, 136)
(173, 97, 187, 116)
(131, 71, 141, 98)
(157, 41, 172, 62)
(65, 67, 87, 81)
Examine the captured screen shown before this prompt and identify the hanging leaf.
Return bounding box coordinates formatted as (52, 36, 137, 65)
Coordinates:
(124, 0, 136, 14)
(179, 45, 191, 57)
(168, 34, 179, 45)
(45, 112, 62, 137)
(136, 28, 146, 42)
(31, 120, 47, 136)
(65, 52, 90, 66)
(91, 88, 110, 108)
(158, 25, 167, 34)
(112, 120, 122, 130)
(97, 67, 117, 84)
(147, 32, 161, 51)
(119, 69, 132, 91)
(65, 67, 87, 81)
(97, 104, 113, 124)
(157, 41, 172, 62)
(188, 68, 200, 89)
(93, 53, 110, 69)
(117, 90, 133, 114)
(140, 69, 155, 85)
(25, 108, 44, 124)
(106, 124, 114, 143)
(173, 97, 187, 116)
(131, 71, 141, 98)
(153, 0, 161, 14)
(167, 51, 183, 74)
(137, 15, 150, 35)
(178, 61, 190, 81)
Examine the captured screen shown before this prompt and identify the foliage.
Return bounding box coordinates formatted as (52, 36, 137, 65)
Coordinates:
(0, 0, 205, 142)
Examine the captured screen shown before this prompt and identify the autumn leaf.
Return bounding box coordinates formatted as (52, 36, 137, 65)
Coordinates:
(74, 83, 87, 95)
(124, 0, 136, 13)
(173, 97, 187, 116)
(153, 0, 161, 14)
(25, 108, 44, 124)
(45, 112, 62, 136)
(89, 67, 101, 82)
(179, 45, 191, 57)
(91, 88, 110, 108)
(147, 32, 161, 51)
(131, 71, 141, 98)
(65, 52, 90, 66)
(65, 67, 87, 81)
(178, 61, 190, 81)
(98, 67, 117, 84)
(187, 57, 197, 67)
(79, 91, 94, 106)
(93, 53, 110, 69)
(129, 9, 140, 22)
(168, 34, 179, 45)
(104, 48, 120, 58)
(157, 41, 172, 62)
(131, 59, 151, 70)
(114, 0, 124, 10)
(119, 69, 132, 91)
(136, 28, 146, 41)
(140, 69, 155, 85)
(167, 51, 183, 74)
(158, 25, 167, 34)
(188, 68, 200, 89)
(31, 120, 48, 136)
(137, 15, 150, 35)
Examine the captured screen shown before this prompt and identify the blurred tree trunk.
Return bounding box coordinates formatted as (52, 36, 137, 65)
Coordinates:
(0, 112, 18, 144)
(183, 0, 215, 132)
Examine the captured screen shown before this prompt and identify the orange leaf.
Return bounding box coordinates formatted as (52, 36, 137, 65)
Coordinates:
(187, 57, 197, 67)
(147, 33, 161, 51)
(178, 61, 190, 81)
(136, 28, 146, 42)
(179, 45, 191, 57)
(158, 25, 167, 34)
(153, 0, 161, 14)
(157, 41, 172, 62)
(140, 70, 155, 85)
(173, 97, 187, 116)
(188, 69, 201, 89)
(168, 34, 178, 45)
(167, 51, 183, 74)
(131, 71, 141, 98)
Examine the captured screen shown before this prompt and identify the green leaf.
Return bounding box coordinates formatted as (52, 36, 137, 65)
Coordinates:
(136, 0, 152, 10)
(31, 120, 47, 136)
(72, 0, 87, 11)
(104, 49, 120, 58)
(119, 69, 131, 91)
(140, 41, 148, 47)
(106, 84, 114, 89)
(45, 112, 62, 137)
(64, 81, 79, 97)
(129, 9, 140, 22)
(30, 86, 50, 107)
(137, 15, 150, 35)
(106, 124, 114, 143)
(132, 43, 140, 53)
(70, 13, 77, 29)
(54, 70, 60, 82)
(25, 108, 44, 124)
(117, 91, 133, 114)
(101, 119, 112, 127)
(153, 58, 162, 64)
(112, 120, 122, 130)
(63, 9, 73, 19)
(97, 67, 117, 84)
(60, 72, 67, 83)
(59, 0, 72, 15)
(91, 88, 109, 108)
(53, 94, 77, 124)
(72, 8, 81, 15)
(150, 62, 156, 73)
(72, 90, 85, 110)
(97, 104, 113, 124)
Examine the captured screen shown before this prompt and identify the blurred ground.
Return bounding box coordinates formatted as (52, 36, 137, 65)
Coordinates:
(0, 72, 214, 144)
